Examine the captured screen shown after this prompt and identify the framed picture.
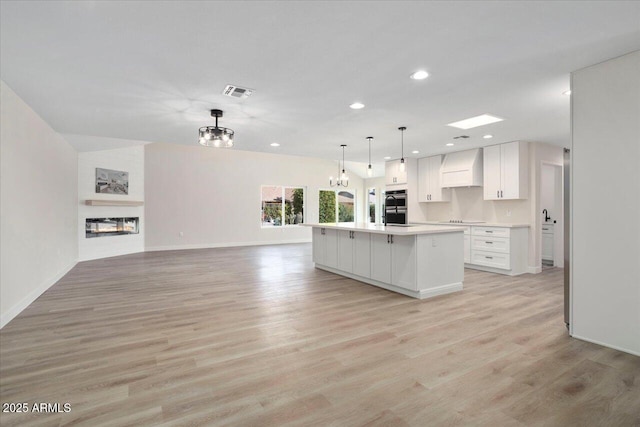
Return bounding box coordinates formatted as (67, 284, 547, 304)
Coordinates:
(95, 168, 129, 195)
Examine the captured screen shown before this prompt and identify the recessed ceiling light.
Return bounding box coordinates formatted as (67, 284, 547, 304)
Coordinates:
(410, 70, 429, 80)
(483, 134, 493, 139)
(349, 102, 365, 110)
(270, 143, 280, 147)
(446, 143, 454, 147)
(412, 150, 419, 154)
(447, 114, 503, 130)
(563, 90, 572, 96)
(384, 156, 391, 160)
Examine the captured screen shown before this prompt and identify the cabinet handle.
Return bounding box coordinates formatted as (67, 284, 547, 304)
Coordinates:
(497, 190, 499, 198)
(500, 190, 503, 198)
(485, 241, 493, 244)
(387, 234, 390, 243)
(486, 256, 493, 259)
(486, 230, 493, 233)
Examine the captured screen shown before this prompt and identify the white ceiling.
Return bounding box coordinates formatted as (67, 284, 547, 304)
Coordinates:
(1, 1, 639, 170)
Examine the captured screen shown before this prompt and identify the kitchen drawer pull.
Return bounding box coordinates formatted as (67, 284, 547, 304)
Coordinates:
(485, 256, 493, 259)
(485, 241, 493, 244)
(485, 230, 493, 233)
(387, 234, 390, 243)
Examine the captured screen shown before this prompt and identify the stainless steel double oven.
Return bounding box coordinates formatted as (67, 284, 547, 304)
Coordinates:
(384, 189, 408, 225)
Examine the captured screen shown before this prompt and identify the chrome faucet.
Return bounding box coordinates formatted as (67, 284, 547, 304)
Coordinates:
(384, 194, 397, 226)
(543, 209, 551, 222)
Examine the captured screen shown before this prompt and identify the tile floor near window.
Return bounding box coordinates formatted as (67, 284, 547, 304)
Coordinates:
(0, 244, 638, 426)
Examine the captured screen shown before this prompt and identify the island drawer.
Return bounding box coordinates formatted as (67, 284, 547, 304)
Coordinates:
(471, 226, 510, 238)
(471, 250, 510, 270)
(471, 235, 510, 253)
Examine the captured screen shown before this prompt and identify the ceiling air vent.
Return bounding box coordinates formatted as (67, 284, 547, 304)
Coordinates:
(222, 84, 253, 99)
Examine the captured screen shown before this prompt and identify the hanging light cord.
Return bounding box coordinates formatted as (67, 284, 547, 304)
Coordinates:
(368, 137, 372, 167)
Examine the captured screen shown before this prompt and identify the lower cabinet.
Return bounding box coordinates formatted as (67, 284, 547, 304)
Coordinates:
(462, 226, 471, 263)
(542, 224, 554, 263)
(312, 227, 338, 269)
(338, 230, 371, 278)
(371, 234, 416, 290)
(466, 226, 528, 275)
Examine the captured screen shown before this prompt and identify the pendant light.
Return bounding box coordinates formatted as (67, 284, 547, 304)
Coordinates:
(198, 109, 234, 148)
(366, 137, 373, 177)
(398, 126, 406, 172)
(330, 144, 349, 187)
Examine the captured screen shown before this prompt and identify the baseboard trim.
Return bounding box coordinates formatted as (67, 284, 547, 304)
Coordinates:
(571, 334, 640, 357)
(0, 260, 77, 329)
(145, 239, 311, 252)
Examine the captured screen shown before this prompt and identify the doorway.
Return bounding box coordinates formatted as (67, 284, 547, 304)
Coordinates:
(540, 162, 564, 267)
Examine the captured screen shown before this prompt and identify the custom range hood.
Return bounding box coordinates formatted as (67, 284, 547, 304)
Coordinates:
(441, 148, 483, 187)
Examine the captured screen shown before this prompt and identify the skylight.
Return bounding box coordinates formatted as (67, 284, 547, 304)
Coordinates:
(447, 114, 503, 130)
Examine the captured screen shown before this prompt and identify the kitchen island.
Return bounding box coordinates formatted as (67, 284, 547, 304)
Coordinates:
(304, 223, 465, 299)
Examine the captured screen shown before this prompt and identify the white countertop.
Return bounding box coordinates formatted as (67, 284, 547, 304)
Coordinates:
(415, 221, 530, 228)
(303, 222, 465, 235)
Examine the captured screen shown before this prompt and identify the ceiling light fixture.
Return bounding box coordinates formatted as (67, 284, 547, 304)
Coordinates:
(384, 156, 391, 160)
(563, 90, 572, 96)
(198, 109, 234, 148)
(412, 150, 419, 154)
(410, 70, 429, 80)
(330, 145, 349, 187)
(270, 142, 280, 147)
(366, 137, 373, 177)
(447, 114, 503, 130)
(398, 126, 407, 172)
(446, 143, 454, 147)
(350, 102, 365, 110)
(483, 134, 493, 139)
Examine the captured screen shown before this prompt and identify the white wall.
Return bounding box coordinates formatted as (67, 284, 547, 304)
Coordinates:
(78, 145, 145, 261)
(571, 50, 640, 356)
(144, 142, 364, 250)
(0, 81, 78, 328)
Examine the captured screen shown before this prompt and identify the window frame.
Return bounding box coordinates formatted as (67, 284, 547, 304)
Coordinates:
(260, 185, 306, 228)
(318, 188, 357, 224)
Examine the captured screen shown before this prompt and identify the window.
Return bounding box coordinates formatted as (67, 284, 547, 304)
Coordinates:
(261, 186, 305, 227)
(318, 189, 356, 223)
(368, 188, 376, 223)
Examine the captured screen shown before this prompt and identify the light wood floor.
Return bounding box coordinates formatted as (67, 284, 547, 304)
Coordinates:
(1, 244, 638, 426)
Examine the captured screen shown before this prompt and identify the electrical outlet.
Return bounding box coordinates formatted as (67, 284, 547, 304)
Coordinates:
(179, 231, 184, 237)
(506, 210, 512, 217)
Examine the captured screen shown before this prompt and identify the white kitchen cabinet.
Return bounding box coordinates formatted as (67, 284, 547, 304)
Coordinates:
(385, 159, 408, 186)
(311, 225, 464, 299)
(312, 227, 338, 269)
(483, 141, 528, 200)
(338, 230, 371, 278)
(463, 234, 471, 263)
(370, 234, 416, 290)
(418, 155, 450, 202)
(390, 234, 417, 290)
(370, 233, 392, 283)
(542, 224, 554, 263)
(466, 225, 528, 275)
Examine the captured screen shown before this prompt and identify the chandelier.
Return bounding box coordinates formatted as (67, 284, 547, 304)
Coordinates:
(198, 109, 234, 148)
(330, 144, 349, 187)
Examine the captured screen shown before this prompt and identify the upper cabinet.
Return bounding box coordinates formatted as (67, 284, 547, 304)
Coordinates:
(418, 155, 450, 202)
(483, 141, 529, 200)
(385, 159, 408, 186)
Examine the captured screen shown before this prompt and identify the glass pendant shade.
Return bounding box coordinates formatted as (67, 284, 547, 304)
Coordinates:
(367, 165, 373, 177)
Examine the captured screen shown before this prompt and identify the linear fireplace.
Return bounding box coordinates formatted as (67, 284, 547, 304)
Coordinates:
(85, 217, 139, 238)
